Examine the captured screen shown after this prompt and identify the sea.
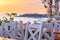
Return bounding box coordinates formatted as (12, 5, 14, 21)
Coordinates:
(0, 14, 48, 24)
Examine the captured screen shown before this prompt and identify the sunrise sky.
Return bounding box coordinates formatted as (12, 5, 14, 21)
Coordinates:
(0, 0, 48, 14)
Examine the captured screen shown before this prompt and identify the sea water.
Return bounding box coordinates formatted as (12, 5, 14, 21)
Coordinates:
(0, 14, 48, 23)
(14, 17, 48, 23)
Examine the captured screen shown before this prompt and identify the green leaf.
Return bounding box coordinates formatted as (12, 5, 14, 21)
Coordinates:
(0, 19, 2, 26)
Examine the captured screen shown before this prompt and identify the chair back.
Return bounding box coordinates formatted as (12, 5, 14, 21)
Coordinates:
(54, 19, 60, 30)
(0, 21, 4, 37)
(43, 22, 54, 40)
(3, 21, 17, 38)
(17, 21, 24, 40)
(24, 22, 43, 40)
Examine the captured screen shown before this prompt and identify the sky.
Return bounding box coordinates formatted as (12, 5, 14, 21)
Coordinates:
(0, 0, 48, 14)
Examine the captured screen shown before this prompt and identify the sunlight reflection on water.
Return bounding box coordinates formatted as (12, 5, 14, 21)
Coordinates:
(14, 17, 48, 23)
(0, 14, 48, 23)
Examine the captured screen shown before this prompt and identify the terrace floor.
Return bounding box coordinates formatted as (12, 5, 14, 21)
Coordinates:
(0, 37, 60, 40)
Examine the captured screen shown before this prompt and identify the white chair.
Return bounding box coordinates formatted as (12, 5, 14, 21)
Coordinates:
(54, 19, 60, 30)
(43, 22, 54, 40)
(3, 21, 18, 38)
(54, 19, 60, 37)
(0, 21, 4, 37)
(34, 21, 54, 40)
(17, 21, 24, 40)
(24, 22, 43, 40)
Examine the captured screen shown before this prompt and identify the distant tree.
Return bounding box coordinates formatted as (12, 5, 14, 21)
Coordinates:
(3, 17, 9, 23)
(11, 13, 17, 16)
(6, 13, 10, 16)
(5, 13, 14, 22)
(6, 13, 11, 17)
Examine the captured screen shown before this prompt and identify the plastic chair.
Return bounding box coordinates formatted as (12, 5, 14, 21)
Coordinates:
(54, 19, 60, 30)
(3, 21, 17, 38)
(24, 22, 43, 40)
(0, 21, 4, 37)
(17, 21, 24, 40)
(43, 22, 54, 40)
